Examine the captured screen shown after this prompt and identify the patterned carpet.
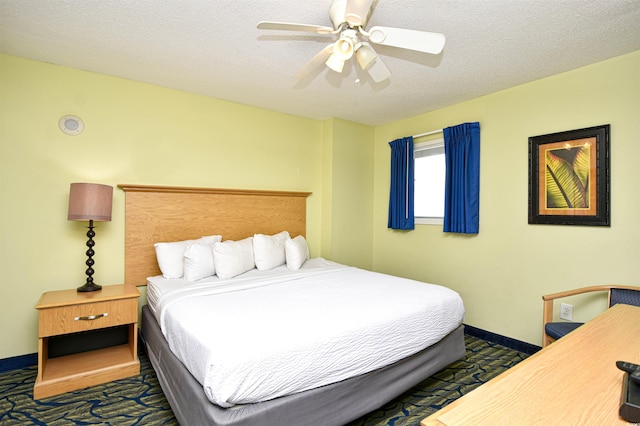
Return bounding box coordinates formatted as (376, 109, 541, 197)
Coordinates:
(0, 335, 529, 425)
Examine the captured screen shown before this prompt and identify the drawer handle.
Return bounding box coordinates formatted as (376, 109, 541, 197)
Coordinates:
(74, 313, 109, 321)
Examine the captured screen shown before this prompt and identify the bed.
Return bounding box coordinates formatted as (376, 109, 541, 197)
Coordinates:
(119, 184, 466, 426)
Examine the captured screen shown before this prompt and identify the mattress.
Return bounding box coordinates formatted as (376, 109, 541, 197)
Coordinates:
(148, 258, 465, 408)
(141, 306, 466, 426)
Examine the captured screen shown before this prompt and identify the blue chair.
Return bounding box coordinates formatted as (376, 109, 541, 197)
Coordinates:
(542, 285, 640, 347)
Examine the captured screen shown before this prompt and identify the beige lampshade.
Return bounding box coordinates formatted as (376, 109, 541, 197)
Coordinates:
(356, 43, 376, 70)
(325, 53, 346, 73)
(333, 36, 354, 61)
(68, 183, 113, 222)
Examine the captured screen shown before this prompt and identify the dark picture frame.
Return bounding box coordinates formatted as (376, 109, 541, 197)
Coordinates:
(528, 124, 610, 226)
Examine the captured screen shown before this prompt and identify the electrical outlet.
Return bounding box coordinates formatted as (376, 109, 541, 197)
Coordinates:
(560, 303, 574, 321)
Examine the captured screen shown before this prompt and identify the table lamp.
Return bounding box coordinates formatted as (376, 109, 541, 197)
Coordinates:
(68, 183, 113, 292)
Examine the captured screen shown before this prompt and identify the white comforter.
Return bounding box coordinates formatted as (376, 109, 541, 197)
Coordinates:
(149, 258, 465, 408)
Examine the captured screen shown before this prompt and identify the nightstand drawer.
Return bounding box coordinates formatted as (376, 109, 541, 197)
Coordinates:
(38, 299, 137, 337)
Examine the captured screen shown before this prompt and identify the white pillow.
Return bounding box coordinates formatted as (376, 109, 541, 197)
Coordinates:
(253, 231, 290, 271)
(285, 235, 309, 270)
(183, 243, 215, 281)
(154, 235, 221, 279)
(199, 235, 223, 245)
(214, 237, 255, 279)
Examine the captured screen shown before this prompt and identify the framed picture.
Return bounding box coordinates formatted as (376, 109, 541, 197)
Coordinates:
(528, 124, 610, 226)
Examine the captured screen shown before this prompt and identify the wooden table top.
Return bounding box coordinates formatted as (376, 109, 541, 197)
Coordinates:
(422, 304, 640, 425)
(36, 284, 140, 309)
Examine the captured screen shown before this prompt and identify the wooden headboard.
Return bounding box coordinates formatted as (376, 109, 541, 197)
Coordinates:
(118, 184, 312, 286)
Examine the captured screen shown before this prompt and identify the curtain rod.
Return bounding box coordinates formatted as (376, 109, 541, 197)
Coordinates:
(413, 128, 443, 139)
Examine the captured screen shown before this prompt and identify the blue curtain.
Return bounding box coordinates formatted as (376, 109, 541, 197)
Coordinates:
(443, 122, 481, 234)
(388, 137, 415, 230)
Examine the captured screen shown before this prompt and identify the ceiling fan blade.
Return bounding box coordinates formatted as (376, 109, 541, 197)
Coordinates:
(257, 21, 335, 35)
(295, 44, 335, 79)
(366, 55, 391, 83)
(344, 0, 374, 27)
(367, 26, 446, 54)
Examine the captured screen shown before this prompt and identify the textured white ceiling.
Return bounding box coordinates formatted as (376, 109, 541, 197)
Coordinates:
(1, 0, 639, 126)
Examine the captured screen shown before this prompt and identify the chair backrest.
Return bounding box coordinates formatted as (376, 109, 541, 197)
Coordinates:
(610, 288, 640, 307)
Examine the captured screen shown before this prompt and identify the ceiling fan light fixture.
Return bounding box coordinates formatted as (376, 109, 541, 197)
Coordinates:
(257, 0, 446, 82)
(326, 53, 346, 73)
(355, 42, 376, 70)
(334, 34, 355, 60)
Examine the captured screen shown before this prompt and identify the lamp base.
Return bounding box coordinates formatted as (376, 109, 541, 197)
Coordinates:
(77, 282, 102, 292)
(77, 220, 102, 293)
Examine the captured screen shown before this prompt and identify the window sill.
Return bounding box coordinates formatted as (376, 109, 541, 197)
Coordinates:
(415, 217, 443, 226)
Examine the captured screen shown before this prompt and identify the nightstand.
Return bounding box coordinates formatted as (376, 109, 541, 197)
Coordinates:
(33, 284, 141, 399)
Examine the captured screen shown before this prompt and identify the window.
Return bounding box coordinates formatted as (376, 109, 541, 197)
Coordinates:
(414, 138, 445, 225)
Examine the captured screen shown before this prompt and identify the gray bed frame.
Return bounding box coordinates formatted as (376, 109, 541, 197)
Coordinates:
(141, 306, 465, 426)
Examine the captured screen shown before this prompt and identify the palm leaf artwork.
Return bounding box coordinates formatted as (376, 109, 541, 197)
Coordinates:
(545, 144, 590, 209)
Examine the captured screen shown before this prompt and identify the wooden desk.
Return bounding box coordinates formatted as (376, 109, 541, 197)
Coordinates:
(422, 304, 640, 425)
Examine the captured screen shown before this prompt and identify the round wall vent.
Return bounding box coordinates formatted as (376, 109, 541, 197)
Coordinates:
(59, 115, 84, 136)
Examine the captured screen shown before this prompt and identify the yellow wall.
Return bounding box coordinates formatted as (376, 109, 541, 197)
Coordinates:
(1, 50, 638, 359)
(0, 55, 336, 358)
(321, 118, 374, 269)
(372, 50, 640, 345)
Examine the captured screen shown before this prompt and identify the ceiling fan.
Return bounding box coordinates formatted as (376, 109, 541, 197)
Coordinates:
(257, 0, 445, 82)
